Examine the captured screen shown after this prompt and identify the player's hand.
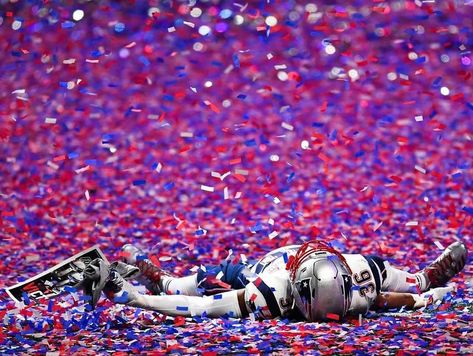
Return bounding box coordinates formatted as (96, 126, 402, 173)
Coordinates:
(426, 285, 456, 304)
(103, 269, 140, 305)
(415, 285, 456, 308)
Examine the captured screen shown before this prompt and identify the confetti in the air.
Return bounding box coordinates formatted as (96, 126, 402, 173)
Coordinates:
(0, 0, 471, 354)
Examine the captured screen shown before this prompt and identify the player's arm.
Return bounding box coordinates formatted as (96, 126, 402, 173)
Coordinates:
(106, 271, 279, 319)
(373, 292, 417, 310)
(373, 286, 454, 311)
(122, 289, 249, 318)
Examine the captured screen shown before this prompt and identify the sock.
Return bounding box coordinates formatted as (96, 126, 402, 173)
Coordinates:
(416, 272, 429, 292)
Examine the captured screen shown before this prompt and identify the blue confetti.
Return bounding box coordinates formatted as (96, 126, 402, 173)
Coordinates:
(232, 53, 240, 68)
(462, 206, 473, 215)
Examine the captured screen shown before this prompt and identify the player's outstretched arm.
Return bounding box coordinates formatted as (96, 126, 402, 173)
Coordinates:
(373, 286, 455, 311)
(105, 271, 250, 318)
(122, 289, 249, 318)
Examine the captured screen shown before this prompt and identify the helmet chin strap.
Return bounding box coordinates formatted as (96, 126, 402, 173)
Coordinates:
(286, 240, 352, 282)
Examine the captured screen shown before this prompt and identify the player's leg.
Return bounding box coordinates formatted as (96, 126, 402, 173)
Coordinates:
(369, 256, 427, 293)
(422, 241, 468, 289)
(371, 241, 468, 293)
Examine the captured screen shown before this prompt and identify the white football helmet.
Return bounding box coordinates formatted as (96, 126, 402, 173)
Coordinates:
(287, 241, 353, 321)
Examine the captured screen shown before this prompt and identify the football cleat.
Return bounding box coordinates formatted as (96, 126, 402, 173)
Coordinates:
(423, 241, 468, 289)
(120, 244, 171, 294)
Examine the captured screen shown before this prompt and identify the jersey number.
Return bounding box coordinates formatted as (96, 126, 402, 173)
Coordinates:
(353, 270, 375, 297)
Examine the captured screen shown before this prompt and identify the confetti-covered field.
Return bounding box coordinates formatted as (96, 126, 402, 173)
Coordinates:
(1, 1, 472, 354)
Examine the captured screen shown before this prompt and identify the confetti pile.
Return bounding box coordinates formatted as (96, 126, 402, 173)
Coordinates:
(1, 0, 472, 353)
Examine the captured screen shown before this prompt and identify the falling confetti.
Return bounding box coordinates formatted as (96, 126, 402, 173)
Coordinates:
(0, 0, 472, 354)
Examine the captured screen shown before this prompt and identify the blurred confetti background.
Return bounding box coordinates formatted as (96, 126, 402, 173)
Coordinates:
(0, 0, 472, 354)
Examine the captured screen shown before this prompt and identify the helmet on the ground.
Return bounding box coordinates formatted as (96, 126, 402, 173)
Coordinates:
(286, 241, 353, 322)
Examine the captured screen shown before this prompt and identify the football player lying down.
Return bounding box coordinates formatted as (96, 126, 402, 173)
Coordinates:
(80, 240, 468, 322)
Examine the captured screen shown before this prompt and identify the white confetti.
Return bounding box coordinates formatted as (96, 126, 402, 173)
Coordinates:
(201, 185, 214, 192)
(212, 171, 231, 181)
(373, 221, 383, 232)
(75, 165, 90, 174)
(235, 169, 249, 175)
(224, 65, 234, 74)
(406, 221, 419, 227)
(415, 165, 426, 174)
(47, 161, 59, 170)
(268, 231, 279, 239)
(44, 117, 57, 124)
(281, 122, 294, 131)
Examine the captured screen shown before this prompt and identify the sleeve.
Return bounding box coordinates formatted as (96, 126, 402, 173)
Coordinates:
(243, 273, 293, 319)
(125, 290, 244, 318)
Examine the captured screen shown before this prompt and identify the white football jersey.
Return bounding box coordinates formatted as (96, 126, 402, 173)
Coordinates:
(243, 245, 382, 319)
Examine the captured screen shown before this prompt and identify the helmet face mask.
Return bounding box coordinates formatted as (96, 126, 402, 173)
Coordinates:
(287, 242, 353, 322)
